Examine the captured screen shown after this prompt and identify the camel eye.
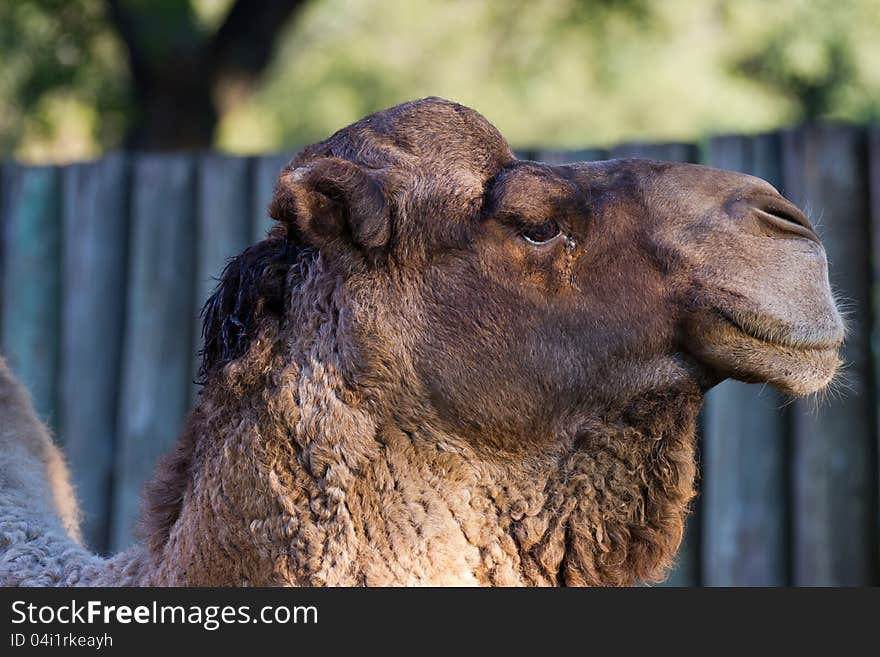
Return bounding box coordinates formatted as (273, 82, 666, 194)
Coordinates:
(520, 221, 562, 245)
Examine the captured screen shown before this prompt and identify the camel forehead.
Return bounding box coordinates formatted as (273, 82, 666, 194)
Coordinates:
(293, 97, 515, 176)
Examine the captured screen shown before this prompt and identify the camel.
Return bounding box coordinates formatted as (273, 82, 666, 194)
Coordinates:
(0, 97, 843, 586)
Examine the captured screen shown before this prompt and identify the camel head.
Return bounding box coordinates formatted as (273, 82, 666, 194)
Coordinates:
(250, 98, 843, 445)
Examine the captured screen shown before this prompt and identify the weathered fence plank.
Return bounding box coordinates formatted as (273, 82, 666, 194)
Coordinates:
(866, 125, 880, 584)
(192, 154, 253, 388)
(783, 125, 877, 586)
(702, 381, 788, 585)
(607, 141, 702, 586)
(59, 156, 130, 554)
(112, 155, 197, 551)
(251, 154, 291, 243)
(0, 165, 62, 429)
(702, 134, 788, 586)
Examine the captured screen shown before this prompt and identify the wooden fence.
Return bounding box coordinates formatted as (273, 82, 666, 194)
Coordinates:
(1, 124, 878, 585)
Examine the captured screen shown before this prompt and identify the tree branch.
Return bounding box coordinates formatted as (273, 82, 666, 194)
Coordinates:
(210, 0, 310, 82)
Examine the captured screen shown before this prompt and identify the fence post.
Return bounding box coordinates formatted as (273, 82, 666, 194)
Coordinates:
(59, 155, 130, 554)
(867, 126, 880, 585)
(112, 154, 197, 551)
(783, 125, 877, 585)
(0, 165, 62, 430)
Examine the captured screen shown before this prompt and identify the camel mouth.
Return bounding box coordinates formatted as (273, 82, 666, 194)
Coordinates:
(715, 308, 844, 352)
(687, 305, 844, 396)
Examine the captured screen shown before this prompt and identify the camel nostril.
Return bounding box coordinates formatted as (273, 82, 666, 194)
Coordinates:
(755, 200, 820, 243)
(765, 204, 808, 229)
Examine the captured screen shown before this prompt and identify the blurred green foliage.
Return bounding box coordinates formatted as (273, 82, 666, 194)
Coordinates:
(0, 0, 129, 160)
(1, 0, 878, 162)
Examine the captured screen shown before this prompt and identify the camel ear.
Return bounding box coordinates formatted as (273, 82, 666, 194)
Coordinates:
(269, 157, 390, 253)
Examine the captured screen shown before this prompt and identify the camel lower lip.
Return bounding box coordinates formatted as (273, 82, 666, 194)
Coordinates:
(715, 309, 842, 352)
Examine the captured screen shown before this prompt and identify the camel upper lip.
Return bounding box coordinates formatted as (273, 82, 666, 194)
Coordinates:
(715, 307, 843, 351)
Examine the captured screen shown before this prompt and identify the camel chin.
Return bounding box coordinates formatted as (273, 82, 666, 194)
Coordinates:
(687, 310, 843, 396)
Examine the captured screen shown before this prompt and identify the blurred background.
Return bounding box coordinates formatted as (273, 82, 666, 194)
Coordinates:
(0, 0, 878, 586)
(3, 0, 880, 159)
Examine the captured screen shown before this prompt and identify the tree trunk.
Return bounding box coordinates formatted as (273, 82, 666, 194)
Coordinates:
(125, 60, 217, 151)
(106, 0, 309, 152)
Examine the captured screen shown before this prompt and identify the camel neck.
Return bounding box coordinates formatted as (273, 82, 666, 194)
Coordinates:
(343, 387, 701, 586)
(144, 351, 702, 585)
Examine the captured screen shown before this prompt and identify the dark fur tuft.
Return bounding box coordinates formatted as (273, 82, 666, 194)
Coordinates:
(198, 234, 310, 383)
